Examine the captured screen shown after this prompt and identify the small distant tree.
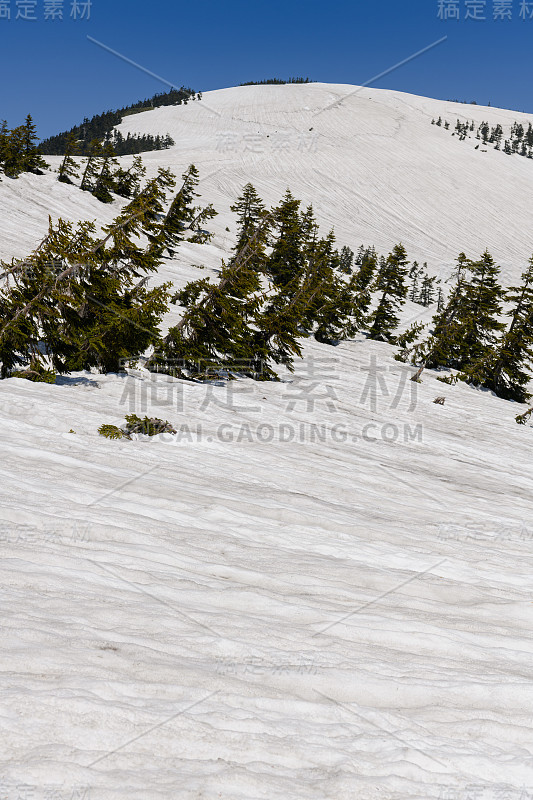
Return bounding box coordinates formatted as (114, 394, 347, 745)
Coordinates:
(459, 257, 533, 402)
(409, 261, 423, 303)
(367, 244, 410, 342)
(92, 141, 119, 203)
(80, 138, 103, 192)
(338, 245, 354, 275)
(1, 123, 26, 177)
(58, 131, 80, 185)
(21, 114, 48, 174)
(112, 155, 146, 199)
(230, 183, 267, 253)
(420, 273, 437, 307)
(150, 164, 201, 257)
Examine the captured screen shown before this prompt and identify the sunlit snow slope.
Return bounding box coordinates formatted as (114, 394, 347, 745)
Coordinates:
(1, 84, 533, 800)
(115, 82, 533, 280)
(2, 83, 533, 279)
(2, 340, 533, 800)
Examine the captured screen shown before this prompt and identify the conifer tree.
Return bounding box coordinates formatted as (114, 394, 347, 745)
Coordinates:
(254, 204, 326, 371)
(399, 251, 505, 381)
(188, 204, 218, 243)
(92, 141, 118, 203)
(267, 190, 305, 288)
(353, 247, 377, 294)
(58, 132, 80, 184)
(1, 124, 26, 178)
(21, 115, 48, 174)
(151, 164, 200, 257)
(80, 139, 103, 192)
(112, 155, 146, 199)
(409, 261, 423, 303)
(156, 212, 274, 378)
(457, 250, 505, 366)
(156, 192, 342, 380)
(0, 115, 48, 177)
(230, 183, 266, 252)
(403, 253, 469, 373)
(315, 245, 380, 340)
(0, 169, 175, 376)
(305, 231, 349, 343)
(420, 274, 437, 306)
(348, 246, 378, 329)
(225, 183, 268, 290)
(338, 245, 354, 275)
(367, 244, 410, 342)
(458, 257, 533, 401)
(312, 245, 370, 344)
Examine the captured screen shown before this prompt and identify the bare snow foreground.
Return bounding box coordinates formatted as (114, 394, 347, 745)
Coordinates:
(1, 334, 533, 800)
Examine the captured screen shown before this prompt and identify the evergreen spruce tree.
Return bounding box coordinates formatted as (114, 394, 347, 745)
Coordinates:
(188, 203, 218, 243)
(156, 191, 348, 380)
(456, 250, 505, 367)
(58, 132, 80, 184)
(225, 183, 268, 290)
(230, 183, 267, 253)
(311, 238, 372, 344)
(420, 274, 437, 306)
(305, 231, 348, 343)
(353, 247, 377, 295)
(367, 244, 410, 342)
(151, 164, 200, 257)
(253, 203, 324, 372)
(458, 257, 533, 401)
(409, 261, 423, 303)
(156, 213, 273, 379)
(0, 169, 175, 376)
(399, 251, 505, 379)
(21, 115, 48, 174)
(338, 245, 354, 275)
(267, 190, 305, 288)
(350, 246, 378, 328)
(92, 141, 119, 203)
(1, 124, 26, 178)
(321, 245, 379, 336)
(404, 253, 470, 371)
(112, 155, 146, 199)
(80, 139, 103, 192)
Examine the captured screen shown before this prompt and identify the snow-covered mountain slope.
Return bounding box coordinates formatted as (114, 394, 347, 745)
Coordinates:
(0, 170, 120, 261)
(2, 84, 533, 800)
(1, 336, 533, 800)
(114, 82, 533, 281)
(2, 82, 533, 282)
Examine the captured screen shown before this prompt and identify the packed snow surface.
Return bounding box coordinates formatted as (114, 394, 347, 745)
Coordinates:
(4, 82, 533, 278)
(115, 81, 533, 280)
(0, 83, 533, 799)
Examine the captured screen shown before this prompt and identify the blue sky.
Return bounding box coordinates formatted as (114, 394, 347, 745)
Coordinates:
(1, 0, 533, 139)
